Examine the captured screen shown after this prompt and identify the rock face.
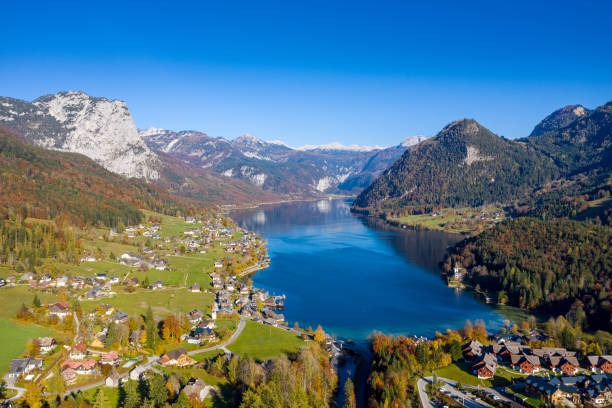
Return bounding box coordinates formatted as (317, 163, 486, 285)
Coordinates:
(0, 92, 159, 180)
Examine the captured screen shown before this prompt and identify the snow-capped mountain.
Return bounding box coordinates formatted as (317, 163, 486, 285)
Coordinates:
(0, 91, 159, 180)
(297, 142, 384, 152)
(139, 128, 415, 195)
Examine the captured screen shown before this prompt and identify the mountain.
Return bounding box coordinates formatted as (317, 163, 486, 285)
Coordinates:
(0, 92, 159, 180)
(140, 128, 411, 195)
(353, 119, 558, 210)
(0, 126, 193, 227)
(0, 92, 279, 204)
(526, 102, 612, 174)
(529, 104, 590, 137)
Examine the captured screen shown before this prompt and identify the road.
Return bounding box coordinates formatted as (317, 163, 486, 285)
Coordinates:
(73, 311, 80, 344)
(418, 376, 519, 408)
(188, 316, 245, 356)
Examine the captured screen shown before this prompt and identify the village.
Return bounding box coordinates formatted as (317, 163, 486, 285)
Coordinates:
(0, 211, 340, 406)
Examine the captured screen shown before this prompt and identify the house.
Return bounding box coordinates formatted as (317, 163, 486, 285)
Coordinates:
(129, 365, 147, 380)
(56, 275, 68, 287)
(8, 358, 43, 378)
(112, 311, 129, 324)
(588, 356, 612, 374)
(105, 372, 121, 387)
(511, 354, 541, 374)
(87, 286, 101, 300)
(183, 378, 211, 401)
(550, 356, 580, 376)
(472, 353, 497, 379)
(61, 358, 97, 375)
(62, 368, 78, 384)
(99, 304, 115, 316)
(190, 284, 201, 293)
(69, 342, 88, 360)
(151, 280, 163, 290)
(37, 337, 57, 353)
(187, 327, 217, 344)
(199, 319, 215, 330)
(462, 340, 483, 361)
(49, 301, 70, 318)
(100, 350, 120, 366)
(158, 348, 196, 367)
(214, 261, 223, 268)
(187, 309, 205, 324)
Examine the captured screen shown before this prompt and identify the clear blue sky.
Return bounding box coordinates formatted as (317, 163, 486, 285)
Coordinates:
(1, 0, 611, 146)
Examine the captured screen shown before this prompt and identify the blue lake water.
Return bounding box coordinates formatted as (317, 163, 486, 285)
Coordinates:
(231, 198, 508, 340)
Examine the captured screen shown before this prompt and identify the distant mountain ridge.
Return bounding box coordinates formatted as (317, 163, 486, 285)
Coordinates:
(139, 128, 423, 195)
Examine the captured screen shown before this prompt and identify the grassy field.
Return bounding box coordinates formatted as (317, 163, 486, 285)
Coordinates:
(81, 385, 120, 407)
(167, 255, 215, 288)
(64, 260, 131, 278)
(228, 320, 306, 362)
(396, 206, 505, 234)
(0, 286, 60, 319)
(141, 210, 204, 238)
(0, 319, 53, 374)
(434, 361, 518, 387)
(80, 288, 213, 319)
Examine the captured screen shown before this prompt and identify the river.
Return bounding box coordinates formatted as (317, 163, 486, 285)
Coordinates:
(231, 198, 509, 341)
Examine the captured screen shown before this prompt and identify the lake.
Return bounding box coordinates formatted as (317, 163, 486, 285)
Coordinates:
(231, 198, 510, 340)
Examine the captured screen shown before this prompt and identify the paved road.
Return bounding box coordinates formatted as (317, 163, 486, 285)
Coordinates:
(188, 316, 245, 356)
(73, 312, 80, 344)
(418, 376, 499, 408)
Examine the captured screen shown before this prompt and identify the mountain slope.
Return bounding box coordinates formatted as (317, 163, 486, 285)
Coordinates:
(529, 104, 590, 137)
(0, 126, 194, 227)
(525, 102, 612, 174)
(140, 128, 411, 195)
(0, 92, 160, 180)
(353, 119, 558, 210)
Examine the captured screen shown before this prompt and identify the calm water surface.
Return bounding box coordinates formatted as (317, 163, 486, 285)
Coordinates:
(231, 198, 506, 340)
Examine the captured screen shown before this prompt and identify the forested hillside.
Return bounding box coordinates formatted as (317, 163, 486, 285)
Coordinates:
(445, 218, 612, 330)
(0, 127, 196, 227)
(353, 119, 558, 211)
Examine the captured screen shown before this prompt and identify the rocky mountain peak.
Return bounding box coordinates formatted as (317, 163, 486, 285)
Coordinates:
(1, 91, 160, 180)
(530, 104, 590, 137)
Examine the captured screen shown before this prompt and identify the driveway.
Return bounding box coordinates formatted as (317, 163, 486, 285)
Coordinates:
(188, 316, 245, 356)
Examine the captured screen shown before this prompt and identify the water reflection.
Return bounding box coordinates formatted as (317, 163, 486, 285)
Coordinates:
(231, 198, 505, 340)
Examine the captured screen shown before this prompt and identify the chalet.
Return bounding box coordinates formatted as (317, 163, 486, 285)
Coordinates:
(186, 327, 217, 344)
(100, 350, 120, 366)
(462, 340, 483, 361)
(129, 365, 147, 380)
(472, 353, 497, 379)
(87, 286, 101, 300)
(183, 378, 210, 401)
(158, 348, 196, 367)
(239, 284, 250, 295)
(96, 273, 107, 281)
(61, 358, 97, 375)
(100, 303, 115, 316)
(187, 309, 205, 324)
(190, 284, 201, 293)
(8, 358, 43, 378)
(548, 356, 580, 375)
(105, 372, 121, 388)
(511, 354, 541, 374)
(112, 311, 129, 324)
(588, 356, 612, 374)
(153, 260, 167, 270)
(37, 337, 57, 353)
(69, 342, 88, 360)
(151, 280, 164, 290)
(199, 319, 215, 330)
(49, 301, 70, 318)
(56, 275, 68, 287)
